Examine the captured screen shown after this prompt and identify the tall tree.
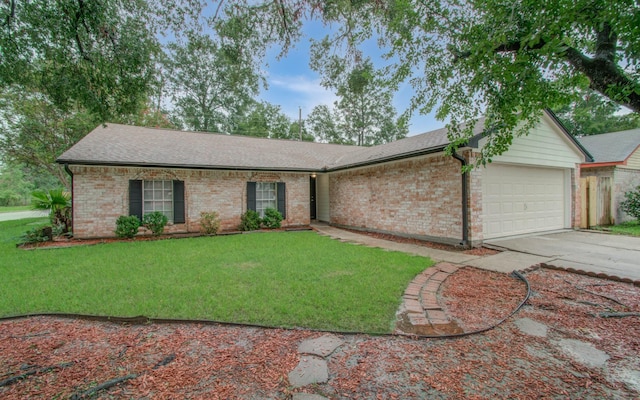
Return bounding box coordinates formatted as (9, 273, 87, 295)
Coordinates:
(215, 0, 640, 163)
(231, 101, 314, 141)
(164, 32, 262, 132)
(309, 53, 407, 146)
(553, 91, 640, 136)
(0, 88, 100, 190)
(306, 105, 348, 144)
(0, 0, 161, 122)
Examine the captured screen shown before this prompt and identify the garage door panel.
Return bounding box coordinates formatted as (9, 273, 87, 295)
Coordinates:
(483, 164, 566, 239)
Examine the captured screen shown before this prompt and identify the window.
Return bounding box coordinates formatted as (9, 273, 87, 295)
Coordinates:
(255, 182, 277, 217)
(143, 180, 173, 222)
(129, 180, 185, 224)
(247, 181, 286, 219)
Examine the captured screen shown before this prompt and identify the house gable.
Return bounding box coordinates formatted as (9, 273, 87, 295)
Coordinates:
(476, 112, 587, 168)
(626, 145, 640, 169)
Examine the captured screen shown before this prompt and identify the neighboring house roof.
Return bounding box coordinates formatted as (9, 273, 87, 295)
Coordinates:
(577, 129, 640, 166)
(57, 111, 589, 172)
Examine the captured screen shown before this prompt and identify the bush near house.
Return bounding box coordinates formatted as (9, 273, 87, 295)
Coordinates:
(620, 186, 640, 222)
(115, 215, 141, 239)
(262, 208, 283, 229)
(31, 188, 71, 234)
(142, 211, 168, 236)
(239, 210, 261, 231)
(200, 211, 221, 235)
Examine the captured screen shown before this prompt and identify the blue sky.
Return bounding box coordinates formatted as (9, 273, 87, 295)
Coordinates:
(254, 20, 446, 136)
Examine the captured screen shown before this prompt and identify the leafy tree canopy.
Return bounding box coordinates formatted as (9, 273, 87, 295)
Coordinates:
(553, 91, 640, 136)
(164, 31, 262, 132)
(218, 0, 640, 163)
(309, 51, 407, 146)
(231, 101, 314, 141)
(0, 87, 100, 190)
(0, 0, 165, 121)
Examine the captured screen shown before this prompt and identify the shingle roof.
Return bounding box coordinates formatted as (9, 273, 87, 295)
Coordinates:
(577, 129, 640, 163)
(56, 123, 362, 171)
(57, 112, 586, 171)
(56, 122, 473, 171)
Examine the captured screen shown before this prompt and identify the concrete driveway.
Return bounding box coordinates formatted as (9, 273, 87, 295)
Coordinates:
(483, 230, 640, 281)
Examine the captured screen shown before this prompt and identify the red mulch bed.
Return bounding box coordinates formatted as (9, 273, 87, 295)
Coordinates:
(1, 268, 639, 399)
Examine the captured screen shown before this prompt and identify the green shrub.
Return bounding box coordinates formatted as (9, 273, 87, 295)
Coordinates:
(239, 210, 261, 231)
(621, 185, 640, 222)
(115, 215, 141, 239)
(200, 211, 221, 235)
(142, 211, 168, 236)
(31, 188, 71, 233)
(19, 226, 51, 245)
(262, 208, 283, 229)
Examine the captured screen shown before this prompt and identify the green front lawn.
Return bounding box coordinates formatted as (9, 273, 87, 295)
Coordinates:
(609, 221, 640, 236)
(0, 219, 432, 333)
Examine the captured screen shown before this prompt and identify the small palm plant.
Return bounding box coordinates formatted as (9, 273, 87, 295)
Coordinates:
(32, 189, 71, 234)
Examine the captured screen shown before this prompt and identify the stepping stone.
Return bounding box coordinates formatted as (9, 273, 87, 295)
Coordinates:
(298, 335, 343, 357)
(292, 394, 330, 400)
(515, 318, 548, 338)
(288, 355, 329, 388)
(555, 338, 610, 368)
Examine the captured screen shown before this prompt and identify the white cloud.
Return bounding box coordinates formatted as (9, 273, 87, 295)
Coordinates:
(261, 74, 338, 120)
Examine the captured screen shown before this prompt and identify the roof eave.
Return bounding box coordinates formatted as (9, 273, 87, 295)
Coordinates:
(580, 161, 624, 168)
(325, 145, 456, 172)
(55, 159, 321, 173)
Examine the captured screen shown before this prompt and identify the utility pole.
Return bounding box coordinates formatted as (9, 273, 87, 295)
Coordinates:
(298, 107, 302, 141)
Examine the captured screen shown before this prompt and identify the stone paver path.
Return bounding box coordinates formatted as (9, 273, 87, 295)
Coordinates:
(288, 335, 343, 392)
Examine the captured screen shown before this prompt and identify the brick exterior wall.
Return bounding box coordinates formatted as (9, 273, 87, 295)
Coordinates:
(328, 154, 466, 246)
(69, 166, 310, 238)
(467, 151, 484, 246)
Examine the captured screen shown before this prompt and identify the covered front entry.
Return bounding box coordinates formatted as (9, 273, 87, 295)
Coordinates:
(482, 163, 568, 239)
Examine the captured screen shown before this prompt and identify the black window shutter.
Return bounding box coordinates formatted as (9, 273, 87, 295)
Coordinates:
(129, 180, 143, 220)
(277, 182, 286, 219)
(247, 182, 256, 211)
(173, 180, 185, 224)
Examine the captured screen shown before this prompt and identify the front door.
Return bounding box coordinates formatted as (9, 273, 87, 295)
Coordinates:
(310, 176, 317, 220)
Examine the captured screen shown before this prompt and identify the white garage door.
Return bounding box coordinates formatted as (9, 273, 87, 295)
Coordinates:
(483, 164, 567, 239)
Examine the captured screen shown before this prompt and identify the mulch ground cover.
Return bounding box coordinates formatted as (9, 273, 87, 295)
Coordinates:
(1, 267, 638, 399)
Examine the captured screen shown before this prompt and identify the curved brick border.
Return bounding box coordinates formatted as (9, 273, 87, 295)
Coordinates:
(398, 262, 461, 331)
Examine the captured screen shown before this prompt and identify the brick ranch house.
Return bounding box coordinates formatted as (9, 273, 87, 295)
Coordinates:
(57, 110, 592, 247)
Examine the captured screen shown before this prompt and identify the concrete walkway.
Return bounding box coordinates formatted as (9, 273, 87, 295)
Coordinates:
(311, 223, 548, 274)
(0, 210, 48, 222)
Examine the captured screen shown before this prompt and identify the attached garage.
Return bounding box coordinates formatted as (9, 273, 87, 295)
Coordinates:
(482, 164, 569, 239)
(475, 112, 587, 241)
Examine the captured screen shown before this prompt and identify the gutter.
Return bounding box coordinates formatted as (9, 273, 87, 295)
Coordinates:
(451, 152, 469, 247)
(63, 164, 74, 234)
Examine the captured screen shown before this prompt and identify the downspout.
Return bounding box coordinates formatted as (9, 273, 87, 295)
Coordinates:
(63, 164, 74, 234)
(452, 152, 469, 247)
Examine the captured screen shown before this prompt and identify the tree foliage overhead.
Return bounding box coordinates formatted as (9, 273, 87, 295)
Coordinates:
(553, 90, 640, 137)
(0, 88, 100, 190)
(164, 32, 262, 132)
(0, 0, 163, 121)
(231, 101, 313, 141)
(218, 0, 640, 162)
(308, 51, 407, 146)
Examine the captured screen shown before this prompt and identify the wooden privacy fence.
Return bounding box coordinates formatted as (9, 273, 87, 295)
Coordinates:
(579, 176, 612, 228)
